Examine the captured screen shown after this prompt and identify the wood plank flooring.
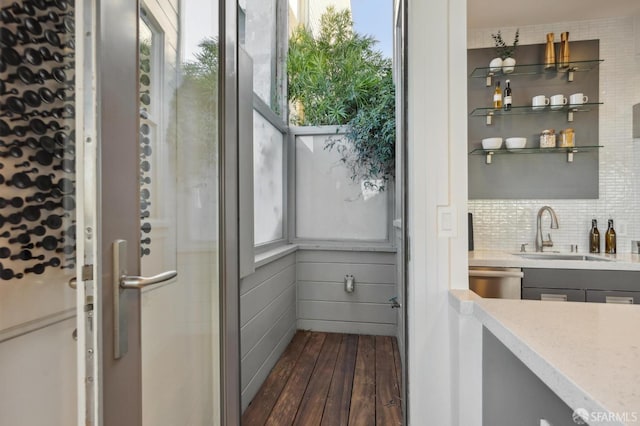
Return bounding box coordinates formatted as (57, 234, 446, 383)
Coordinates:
(243, 331, 402, 426)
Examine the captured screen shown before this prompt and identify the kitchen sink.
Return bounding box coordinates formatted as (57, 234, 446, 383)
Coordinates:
(514, 253, 612, 261)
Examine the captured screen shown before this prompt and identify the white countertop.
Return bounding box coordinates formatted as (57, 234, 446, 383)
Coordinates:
(470, 250, 640, 271)
(450, 290, 640, 425)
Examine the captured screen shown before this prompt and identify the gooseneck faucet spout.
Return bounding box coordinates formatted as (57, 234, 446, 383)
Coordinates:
(536, 206, 559, 252)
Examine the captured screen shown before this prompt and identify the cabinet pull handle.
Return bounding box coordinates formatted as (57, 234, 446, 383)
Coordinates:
(468, 270, 524, 278)
(605, 296, 634, 304)
(541, 293, 568, 302)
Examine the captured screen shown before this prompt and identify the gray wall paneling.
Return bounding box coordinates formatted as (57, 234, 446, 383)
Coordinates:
(296, 250, 397, 336)
(240, 253, 296, 411)
(468, 40, 600, 199)
(239, 249, 398, 411)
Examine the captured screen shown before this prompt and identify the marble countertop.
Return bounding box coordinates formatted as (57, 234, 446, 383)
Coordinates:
(469, 250, 640, 271)
(450, 290, 640, 425)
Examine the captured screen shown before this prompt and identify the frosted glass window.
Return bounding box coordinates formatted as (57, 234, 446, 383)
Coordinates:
(254, 111, 285, 244)
(243, 0, 278, 112)
(296, 134, 388, 241)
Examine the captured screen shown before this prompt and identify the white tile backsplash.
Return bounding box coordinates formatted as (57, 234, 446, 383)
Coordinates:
(468, 16, 640, 253)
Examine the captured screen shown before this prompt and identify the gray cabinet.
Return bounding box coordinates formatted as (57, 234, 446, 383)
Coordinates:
(522, 268, 640, 303)
(483, 327, 575, 425)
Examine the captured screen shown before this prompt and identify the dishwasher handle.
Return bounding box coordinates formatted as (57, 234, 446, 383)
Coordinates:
(468, 270, 524, 279)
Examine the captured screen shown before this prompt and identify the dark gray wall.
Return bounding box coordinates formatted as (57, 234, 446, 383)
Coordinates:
(468, 40, 600, 199)
(483, 327, 576, 425)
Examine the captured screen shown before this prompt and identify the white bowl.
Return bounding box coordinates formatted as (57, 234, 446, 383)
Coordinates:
(505, 137, 527, 149)
(482, 137, 503, 150)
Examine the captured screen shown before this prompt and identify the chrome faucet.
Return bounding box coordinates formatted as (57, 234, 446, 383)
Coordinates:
(536, 206, 559, 252)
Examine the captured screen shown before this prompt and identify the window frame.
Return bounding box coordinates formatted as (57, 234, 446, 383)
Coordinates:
(252, 94, 290, 254)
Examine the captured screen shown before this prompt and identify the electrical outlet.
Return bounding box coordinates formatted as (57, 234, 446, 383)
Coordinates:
(617, 220, 629, 237)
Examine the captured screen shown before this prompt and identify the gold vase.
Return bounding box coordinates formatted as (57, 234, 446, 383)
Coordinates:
(558, 32, 570, 69)
(544, 33, 555, 69)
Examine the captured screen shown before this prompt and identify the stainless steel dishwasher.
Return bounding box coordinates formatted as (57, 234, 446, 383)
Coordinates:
(469, 267, 524, 299)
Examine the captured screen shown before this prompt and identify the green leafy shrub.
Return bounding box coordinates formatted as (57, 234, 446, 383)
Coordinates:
(288, 7, 395, 190)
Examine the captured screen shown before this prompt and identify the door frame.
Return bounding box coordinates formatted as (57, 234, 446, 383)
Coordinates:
(393, 0, 409, 423)
(75, 0, 101, 423)
(219, 0, 241, 424)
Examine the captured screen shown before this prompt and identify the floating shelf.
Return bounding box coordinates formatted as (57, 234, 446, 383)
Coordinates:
(470, 102, 603, 124)
(470, 59, 604, 86)
(469, 145, 603, 164)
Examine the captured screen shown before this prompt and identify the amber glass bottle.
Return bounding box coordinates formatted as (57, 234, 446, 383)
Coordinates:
(493, 81, 502, 109)
(604, 219, 616, 254)
(589, 219, 600, 253)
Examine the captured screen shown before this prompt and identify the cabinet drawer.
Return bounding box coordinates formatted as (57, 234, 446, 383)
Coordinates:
(522, 287, 586, 302)
(586, 290, 640, 304)
(523, 268, 640, 291)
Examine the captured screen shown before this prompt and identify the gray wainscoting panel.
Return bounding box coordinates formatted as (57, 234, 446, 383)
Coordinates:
(240, 253, 297, 411)
(468, 40, 600, 199)
(296, 250, 397, 336)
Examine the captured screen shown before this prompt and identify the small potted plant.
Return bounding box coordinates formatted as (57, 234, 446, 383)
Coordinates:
(491, 29, 519, 73)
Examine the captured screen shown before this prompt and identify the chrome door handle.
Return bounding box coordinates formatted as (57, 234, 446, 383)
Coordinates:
(120, 270, 177, 289)
(113, 239, 178, 359)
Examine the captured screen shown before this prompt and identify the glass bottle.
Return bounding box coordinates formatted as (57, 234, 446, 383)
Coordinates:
(558, 32, 570, 69)
(589, 219, 600, 253)
(493, 81, 502, 109)
(605, 219, 616, 254)
(503, 80, 512, 111)
(544, 32, 555, 69)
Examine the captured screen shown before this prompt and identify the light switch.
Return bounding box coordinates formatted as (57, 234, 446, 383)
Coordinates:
(437, 205, 458, 238)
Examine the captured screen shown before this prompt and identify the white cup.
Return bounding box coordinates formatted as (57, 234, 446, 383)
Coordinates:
(532, 95, 550, 110)
(550, 94, 568, 110)
(569, 93, 589, 105)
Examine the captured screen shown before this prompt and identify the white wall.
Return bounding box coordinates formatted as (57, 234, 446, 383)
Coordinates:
(406, 0, 468, 424)
(0, 319, 76, 426)
(469, 17, 640, 253)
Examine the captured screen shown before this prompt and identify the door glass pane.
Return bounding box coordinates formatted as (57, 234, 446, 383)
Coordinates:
(138, 12, 177, 274)
(138, 0, 220, 425)
(0, 0, 78, 424)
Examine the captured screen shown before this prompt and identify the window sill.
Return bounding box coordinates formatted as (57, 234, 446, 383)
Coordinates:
(253, 242, 397, 270)
(296, 243, 396, 252)
(254, 244, 299, 269)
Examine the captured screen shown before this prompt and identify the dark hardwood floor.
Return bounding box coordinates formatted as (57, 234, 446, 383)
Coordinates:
(242, 331, 403, 426)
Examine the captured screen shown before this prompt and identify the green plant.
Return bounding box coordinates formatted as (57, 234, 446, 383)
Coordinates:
(491, 29, 519, 59)
(287, 7, 395, 189)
